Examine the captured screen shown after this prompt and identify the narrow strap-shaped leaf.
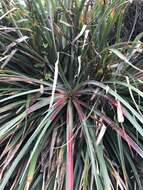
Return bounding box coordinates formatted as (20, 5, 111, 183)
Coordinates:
(66, 100, 74, 190)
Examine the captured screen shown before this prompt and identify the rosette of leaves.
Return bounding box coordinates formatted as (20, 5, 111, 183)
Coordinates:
(0, 0, 143, 190)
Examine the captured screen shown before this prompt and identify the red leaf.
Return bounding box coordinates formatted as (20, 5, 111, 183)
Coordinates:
(67, 101, 74, 190)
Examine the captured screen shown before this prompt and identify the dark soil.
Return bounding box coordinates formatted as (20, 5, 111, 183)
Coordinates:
(123, 1, 143, 41)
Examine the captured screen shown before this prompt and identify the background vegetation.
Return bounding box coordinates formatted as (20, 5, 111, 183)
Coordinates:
(0, 0, 143, 189)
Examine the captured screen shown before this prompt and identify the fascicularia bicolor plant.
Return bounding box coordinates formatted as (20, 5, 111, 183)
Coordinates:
(0, 0, 143, 189)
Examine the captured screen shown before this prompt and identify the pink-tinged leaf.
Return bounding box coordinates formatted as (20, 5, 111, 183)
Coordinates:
(115, 127, 143, 158)
(76, 99, 143, 158)
(99, 114, 143, 158)
(66, 100, 74, 190)
(117, 100, 124, 123)
(0, 77, 33, 84)
(27, 96, 65, 114)
(50, 99, 66, 120)
(73, 100, 85, 121)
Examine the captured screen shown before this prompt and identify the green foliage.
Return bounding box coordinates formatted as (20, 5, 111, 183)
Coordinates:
(0, 0, 143, 189)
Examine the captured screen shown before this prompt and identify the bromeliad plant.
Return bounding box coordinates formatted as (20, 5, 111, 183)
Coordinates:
(0, 0, 143, 189)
